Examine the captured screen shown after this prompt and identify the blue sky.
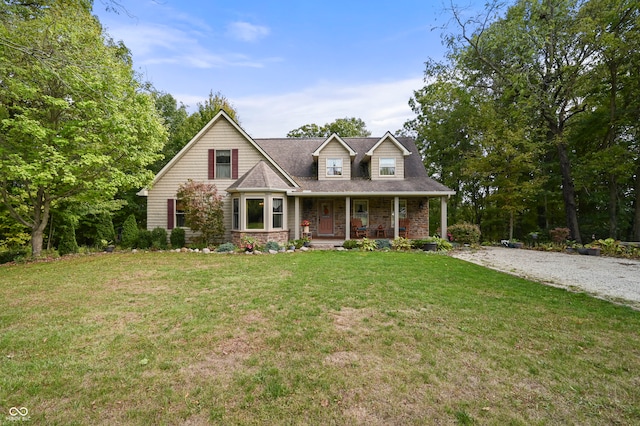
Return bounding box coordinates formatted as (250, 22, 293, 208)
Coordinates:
(93, 1, 459, 137)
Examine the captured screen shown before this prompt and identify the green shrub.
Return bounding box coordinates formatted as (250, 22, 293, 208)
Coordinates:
(358, 237, 377, 251)
(264, 241, 280, 252)
(216, 242, 236, 253)
(137, 230, 153, 249)
(435, 237, 453, 251)
(151, 227, 168, 250)
(95, 213, 116, 246)
(57, 224, 79, 256)
(391, 237, 412, 251)
(120, 214, 139, 248)
(376, 239, 391, 250)
(448, 223, 481, 245)
(170, 228, 186, 248)
(342, 240, 359, 249)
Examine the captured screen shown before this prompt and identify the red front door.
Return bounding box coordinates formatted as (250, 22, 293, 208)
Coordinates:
(318, 201, 333, 235)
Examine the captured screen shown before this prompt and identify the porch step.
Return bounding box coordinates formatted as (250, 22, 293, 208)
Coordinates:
(310, 241, 344, 250)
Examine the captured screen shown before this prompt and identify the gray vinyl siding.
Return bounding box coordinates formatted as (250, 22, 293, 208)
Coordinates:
(370, 139, 405, 180)
(146, 118, 270, 242)
(318, 139, 351, 180)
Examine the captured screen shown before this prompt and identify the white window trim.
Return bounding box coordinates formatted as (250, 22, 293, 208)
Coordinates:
(379, 158, 396, 176)
(326, 158, 343, 177)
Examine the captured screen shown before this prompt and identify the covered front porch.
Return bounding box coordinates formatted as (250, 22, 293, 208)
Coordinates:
(289, 195, 450, 241)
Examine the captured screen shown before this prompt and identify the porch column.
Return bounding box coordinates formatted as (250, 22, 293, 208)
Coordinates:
(294, 197, 300, 240)
(393, 196, 400, 238)
(440, 196, 448, 238)
(345, 196, 351, 240)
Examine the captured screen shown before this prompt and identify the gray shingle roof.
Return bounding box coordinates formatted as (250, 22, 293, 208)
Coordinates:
(252, 137, 453, 194)
(226, 161, 292, 192)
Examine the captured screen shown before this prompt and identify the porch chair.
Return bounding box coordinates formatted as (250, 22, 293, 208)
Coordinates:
(398, 218, 410, 239)
(351, 218, 368, 238)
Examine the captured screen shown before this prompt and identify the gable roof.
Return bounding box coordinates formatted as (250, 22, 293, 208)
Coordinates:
(226, 161, 292, 192)
(254, 136, 455, 195)
(311, 134, 356, 157)
(145, 110, 298, 191)
(365, 132, 411, 157)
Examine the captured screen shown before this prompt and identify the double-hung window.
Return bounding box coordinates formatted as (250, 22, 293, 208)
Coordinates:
(272, 198, 283, 228)
(216, 150, 231, 179)
(326, 158, 343, 176)
(175, 199, 186, 227)
(380, 158, 396, 176)
(232, 198, 239, 230)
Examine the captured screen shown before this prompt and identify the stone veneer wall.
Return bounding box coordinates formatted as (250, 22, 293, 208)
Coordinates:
(231, 231, 290, 248)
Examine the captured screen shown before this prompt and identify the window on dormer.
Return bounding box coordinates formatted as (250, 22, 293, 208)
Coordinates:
(327, 158, 343, 176)
(380, 158, 396, 176)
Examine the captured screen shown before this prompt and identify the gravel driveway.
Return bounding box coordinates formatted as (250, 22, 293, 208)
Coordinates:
(449, 246, 640, 309)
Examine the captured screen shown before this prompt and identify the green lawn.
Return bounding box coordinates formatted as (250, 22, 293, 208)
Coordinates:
(1, 251, 639, 425)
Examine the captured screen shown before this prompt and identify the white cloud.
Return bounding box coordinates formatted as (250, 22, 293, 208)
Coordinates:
(225, 77, 423, 137)
(105, 23, 268, 69)
(226, 21, 270, 42)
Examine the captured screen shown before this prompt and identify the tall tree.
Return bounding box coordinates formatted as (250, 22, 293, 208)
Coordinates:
(445, 0, 603, 243)
(0, 0, 167, 256)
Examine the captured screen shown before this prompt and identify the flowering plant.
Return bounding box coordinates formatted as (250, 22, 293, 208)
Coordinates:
(300, 219, 310, 227)
(240, 235, 257, 251)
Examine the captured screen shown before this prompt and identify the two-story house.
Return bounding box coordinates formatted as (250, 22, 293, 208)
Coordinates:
(139, 110, 455, 246)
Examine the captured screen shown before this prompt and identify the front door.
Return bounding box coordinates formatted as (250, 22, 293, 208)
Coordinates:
(318, 201, 333, 235)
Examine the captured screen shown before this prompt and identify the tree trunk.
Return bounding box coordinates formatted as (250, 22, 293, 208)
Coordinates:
(30, 188, 51, 257)
(509, 211, 514, 241)
(633, 166, 640, 241)
(608, 175, 617, 239)
(32, 228, 44, 257)
(557, 142, 582, 244)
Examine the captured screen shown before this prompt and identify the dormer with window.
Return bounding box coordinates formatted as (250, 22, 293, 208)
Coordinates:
(312, 134, 356, 180)
(365, 132, 411, 180)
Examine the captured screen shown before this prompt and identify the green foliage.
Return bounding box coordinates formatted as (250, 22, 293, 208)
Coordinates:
(406, 0, 640, 243)
(375, 239, 392, 250)
(292, 238, 310, 249)
(176, 180, 224, 245)
(215, 242, 236, 253)
(342, 240, 359, 250)
(287, 117, 371, 138)
(137, 229, 153, 250)
(95, 213, 116, 246)
(57, 223, 79, 256)
(448, 223, 481, 245)
(264, 241, 280, 252)
(241, 235, 257, 251)
(151, 227, 168, 250)
(391, 237, 412, 251)
(120, 215, 139, 249)
(0, 2, 167, 256)
(170, 227, 186, 249)
(358, 237, 378, 251)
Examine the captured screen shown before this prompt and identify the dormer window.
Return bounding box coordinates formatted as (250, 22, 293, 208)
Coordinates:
(326, 158, 343, 176)
(380, 158, 396, 176)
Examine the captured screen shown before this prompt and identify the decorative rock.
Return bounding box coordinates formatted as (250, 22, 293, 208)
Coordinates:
(300, 246, 309, 251)
(131, 249, 138, 253)
(203, 248, 211, 254)
(268, 249, 278, 254)
(180, 247, 188, 253)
